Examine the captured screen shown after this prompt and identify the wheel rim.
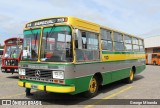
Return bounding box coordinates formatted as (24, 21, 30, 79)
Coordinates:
(130, 71, 134, 81)
(89, 77, 97, 93)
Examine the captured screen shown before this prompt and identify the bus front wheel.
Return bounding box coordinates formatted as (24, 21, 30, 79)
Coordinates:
(83, 76, 99, 98)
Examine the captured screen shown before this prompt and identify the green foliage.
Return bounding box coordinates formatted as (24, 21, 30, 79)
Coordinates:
(0, 45, 4, 49)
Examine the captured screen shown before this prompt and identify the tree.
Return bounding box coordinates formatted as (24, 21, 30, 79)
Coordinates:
(0, 45, 4, 49)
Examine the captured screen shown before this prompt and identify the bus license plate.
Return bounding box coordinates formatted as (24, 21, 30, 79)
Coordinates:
(31, 84, 38, 89)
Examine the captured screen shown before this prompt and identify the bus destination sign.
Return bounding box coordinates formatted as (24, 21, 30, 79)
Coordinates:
(26, 18, 66, 28)
(6, 39, 23, 45)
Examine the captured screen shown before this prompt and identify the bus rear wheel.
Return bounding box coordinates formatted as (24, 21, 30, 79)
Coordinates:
(125, 70, 134, 84)
(83, 76, 99, 98)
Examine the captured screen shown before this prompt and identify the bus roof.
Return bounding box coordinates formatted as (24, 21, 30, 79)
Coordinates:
(4, 38, 23, 44)
(24, 16, 143, 40)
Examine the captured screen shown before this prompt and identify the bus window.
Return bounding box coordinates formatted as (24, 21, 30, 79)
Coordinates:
(139, 39, 144, 52)
(76, 30, 100, 61)
(100, 29, 112, 51)
(82, 32, 87, 49)
(140, 46, 144, 52)
(113, 32, 124, 51)
(133, 38, 139, 52)
(124, 35, 132, 51)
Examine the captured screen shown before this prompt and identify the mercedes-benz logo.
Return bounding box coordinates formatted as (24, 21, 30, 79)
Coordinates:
(35, 70, 41, 78)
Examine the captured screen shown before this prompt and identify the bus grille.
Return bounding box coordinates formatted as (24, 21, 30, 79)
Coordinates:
(4, 60, 18, 66)
(26, 69, 53, 79)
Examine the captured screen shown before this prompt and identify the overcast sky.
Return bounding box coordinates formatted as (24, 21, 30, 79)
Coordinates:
(0, 0, 160, 45)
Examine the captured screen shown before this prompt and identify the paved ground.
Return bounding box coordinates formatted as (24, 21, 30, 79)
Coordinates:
(0, 65, 160, 108)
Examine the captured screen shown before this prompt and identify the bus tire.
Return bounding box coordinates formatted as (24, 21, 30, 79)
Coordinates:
(83, 76, 99, 98)
(125, 70, 134, 84)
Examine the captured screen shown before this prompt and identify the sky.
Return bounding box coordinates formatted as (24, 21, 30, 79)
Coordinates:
(0, 0, 160, 45)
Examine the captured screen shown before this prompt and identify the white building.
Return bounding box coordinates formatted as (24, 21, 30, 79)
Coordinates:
(144, 36, 160, 53)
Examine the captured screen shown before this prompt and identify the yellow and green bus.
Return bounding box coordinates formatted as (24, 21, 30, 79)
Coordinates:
(18, 16, 145, 97)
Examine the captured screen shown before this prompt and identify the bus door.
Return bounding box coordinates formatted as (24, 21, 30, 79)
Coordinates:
(148, 54, 152, 64)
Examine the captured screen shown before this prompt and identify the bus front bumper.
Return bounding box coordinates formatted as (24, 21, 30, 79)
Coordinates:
(18, 80, 75, 93)
(1, 67, 18, 73)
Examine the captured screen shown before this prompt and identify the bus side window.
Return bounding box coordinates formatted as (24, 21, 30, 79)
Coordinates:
(100, 29, 112, 51)
(114, 32, 124, 51)
(82, 32, 87, 49)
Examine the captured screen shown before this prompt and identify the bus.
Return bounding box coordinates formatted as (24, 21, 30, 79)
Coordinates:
(146, 53, 160, 65)
(1, 38, 23, 73)
(18, 16, 145, 97)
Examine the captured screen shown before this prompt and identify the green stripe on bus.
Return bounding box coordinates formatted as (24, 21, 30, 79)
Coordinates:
(24, 29, 41, 35)
(43, 26, 71, 32)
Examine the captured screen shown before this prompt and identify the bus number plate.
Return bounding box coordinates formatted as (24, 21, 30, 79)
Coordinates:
(31, 84, 38, 89)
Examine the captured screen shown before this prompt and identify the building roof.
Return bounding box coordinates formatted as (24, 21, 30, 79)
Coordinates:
(144, 36, 160, 48)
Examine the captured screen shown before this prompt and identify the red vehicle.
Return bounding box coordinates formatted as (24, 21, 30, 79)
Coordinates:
(1, 38, 23, 73)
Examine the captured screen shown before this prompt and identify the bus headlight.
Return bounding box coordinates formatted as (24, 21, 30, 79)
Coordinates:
(19, 69, 26, 75)
(52, 71, 64, 79)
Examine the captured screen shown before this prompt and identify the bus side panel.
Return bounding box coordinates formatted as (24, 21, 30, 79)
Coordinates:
(101, 64, 145, 84)
(65, 63, 104, 95)
(65, 75, 92, 95)
(102, 72, 112, 85)
(111, 68, 130, 82)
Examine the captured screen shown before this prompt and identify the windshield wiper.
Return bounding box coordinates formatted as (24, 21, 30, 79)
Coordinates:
(34, 33, 38, 49)
(45, 24, 55, 49)
(45, 32, 49, 49)
(29, 28, 38, 49)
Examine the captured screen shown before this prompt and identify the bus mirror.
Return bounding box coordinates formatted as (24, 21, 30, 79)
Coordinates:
(75, 29, 82, 49)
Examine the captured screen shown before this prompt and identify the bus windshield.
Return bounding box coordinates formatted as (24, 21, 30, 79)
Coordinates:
(22, 29, 40, 61)
(40, 26, 72, 62)
(4, 45, 22, 58)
